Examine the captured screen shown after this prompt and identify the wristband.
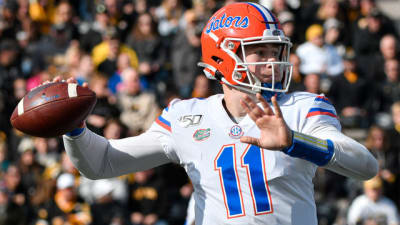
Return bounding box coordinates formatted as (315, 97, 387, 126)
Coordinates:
(65, 127, 85, 137)
(282, 131, 334, 166)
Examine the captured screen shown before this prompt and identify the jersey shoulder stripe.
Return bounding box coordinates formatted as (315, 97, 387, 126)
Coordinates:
(306, 95, 337, 118)
(314, 96, 332, 105)
(306, 107, 336, 118)
(156, 115, 171, 132)
(153, 97, 209, 133)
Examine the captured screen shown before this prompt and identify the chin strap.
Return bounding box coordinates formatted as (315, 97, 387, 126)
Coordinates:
(261, 83, 284, 102)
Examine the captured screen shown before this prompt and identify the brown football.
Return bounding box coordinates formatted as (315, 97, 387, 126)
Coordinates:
(10, 82, 97, 138)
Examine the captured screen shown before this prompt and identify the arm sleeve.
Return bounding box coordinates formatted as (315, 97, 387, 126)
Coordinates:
(302, 95, 378, 180)
(63, 128, 172, 180)
(310, 125, 378, 180)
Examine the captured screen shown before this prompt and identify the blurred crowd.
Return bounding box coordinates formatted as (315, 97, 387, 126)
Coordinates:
(0, 0, 399, 224)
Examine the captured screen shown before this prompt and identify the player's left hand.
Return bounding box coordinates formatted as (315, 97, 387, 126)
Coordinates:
(240, 93, 292, 151)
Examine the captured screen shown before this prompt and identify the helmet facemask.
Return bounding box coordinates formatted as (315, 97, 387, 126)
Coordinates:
(221, 30, 293, 94)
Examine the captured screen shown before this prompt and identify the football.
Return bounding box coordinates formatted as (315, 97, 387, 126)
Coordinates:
(10, 82, 97, 138)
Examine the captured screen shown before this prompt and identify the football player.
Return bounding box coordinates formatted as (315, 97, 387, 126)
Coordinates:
(62, 2, 378, 225)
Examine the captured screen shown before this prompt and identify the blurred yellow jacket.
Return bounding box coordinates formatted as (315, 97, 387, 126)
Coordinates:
(92, 42, 139, 69)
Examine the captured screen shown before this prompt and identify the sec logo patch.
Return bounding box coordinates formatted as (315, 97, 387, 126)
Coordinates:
(229, 125, 243, 139)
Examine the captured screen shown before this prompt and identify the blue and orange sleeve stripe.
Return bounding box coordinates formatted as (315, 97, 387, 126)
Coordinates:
(306, 108, 336, 118)
(156, 115, 171, 132)
(314, 96, 332, 105)
(306, 96, 337, 118)
(155, 107, 171, 132)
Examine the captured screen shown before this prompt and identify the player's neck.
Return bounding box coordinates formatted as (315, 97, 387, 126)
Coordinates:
(222, 84, 252, 119)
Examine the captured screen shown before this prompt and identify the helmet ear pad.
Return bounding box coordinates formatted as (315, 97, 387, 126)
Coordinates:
(207, 40, 248, 85)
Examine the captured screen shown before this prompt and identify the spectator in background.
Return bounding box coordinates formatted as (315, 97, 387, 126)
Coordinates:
(39, 173, 91, 225)
(191, 74, 212, 98)
(270, 0, 290, 15)
(296, 24, 344, 78)
(128, 169, 168, 225)
(0, 140, 10, 176)
(73, 54, 95, 85)
(51, 1, 79, 42)
(26, 69, 52, 93)
(323, 18, 346, 57)
(89, 179, 127, 225)
(12, 78, 27, 104)
(384, 101, 400, 207)
(79, 3, 110, 53)
(0, 186, 26, 225)
(134, 0, 149, 15)
(17, 18, 42, 77)
(0, 39, 22, 102)
(117, 68, 159, 135)
(126, 13, 167, 93)
(171, 7, 203, 98)
(34, 1, 79, 67)
(375, 59, 400, 114)
(328, 52, 369, 128)
(92, 28, 139, 77)
(303, 73, 321, 94)
(278, 11, 299, 47)
(155, 0, 185, 38)
(103, 118, 128, 140)
(365, 125, 399, 207)
(302, 0, 347, 30)
(33, 137, 58, 168)
(0, 1, 22, 40)
(1, 78, 27, 136)
(355, 0, 398, 39)
(28, 0, 57, 33)
(347, 176, 399, 225)
(288, 53, 305, 92)
(17, 0, 30, 22)
(103, 0, 122, 27)
(387, 101, 400, 155)
(370, 34, 399, 82)
(16, 137, 44, 200)
(62, 41, 82, 78)
(108, 53, 133, 94)
(87, 73, 120, 135)
(2, 165, 27, 216)
(353, 9, 397, 78)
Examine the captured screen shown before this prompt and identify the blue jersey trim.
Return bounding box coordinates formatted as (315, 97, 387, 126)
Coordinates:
(65, 127, 85, 137)
(314, 96, 333, 105)
(282, 131, 334, 166)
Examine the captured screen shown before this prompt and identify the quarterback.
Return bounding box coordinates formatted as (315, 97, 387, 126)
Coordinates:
(62, 2, 378, 225)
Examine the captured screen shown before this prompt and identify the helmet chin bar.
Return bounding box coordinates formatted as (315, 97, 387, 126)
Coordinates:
(221, 77, 260, 95)
(233, 61, 293, 93)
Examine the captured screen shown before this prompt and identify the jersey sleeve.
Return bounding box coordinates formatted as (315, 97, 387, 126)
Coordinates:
(148, 99, 180, 163)
(300, 94, 378, 179)
(302, 95, 341, 133)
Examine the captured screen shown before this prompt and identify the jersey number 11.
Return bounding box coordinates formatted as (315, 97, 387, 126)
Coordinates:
(214, 144, 273, 218)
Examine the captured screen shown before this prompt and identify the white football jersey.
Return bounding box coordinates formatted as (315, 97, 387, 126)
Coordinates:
(149, 92, 341, 225)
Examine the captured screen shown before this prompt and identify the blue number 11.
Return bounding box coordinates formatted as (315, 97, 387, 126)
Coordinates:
(214, 144, 273, 218)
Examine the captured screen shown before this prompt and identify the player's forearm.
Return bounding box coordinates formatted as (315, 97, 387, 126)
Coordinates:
(63, 128, 171, 179)
(312, 127, 378, 180)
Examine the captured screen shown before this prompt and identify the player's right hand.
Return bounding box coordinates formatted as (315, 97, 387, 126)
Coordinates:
(240, 93, 293, 151)
(43, 76, 89, 129)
